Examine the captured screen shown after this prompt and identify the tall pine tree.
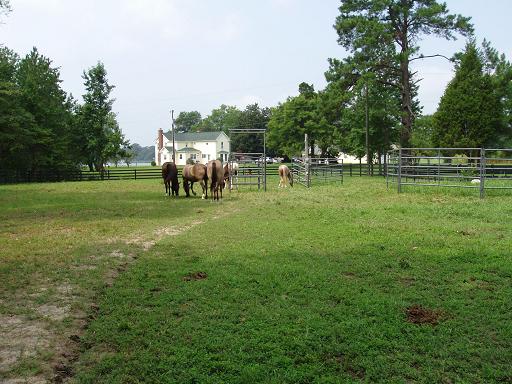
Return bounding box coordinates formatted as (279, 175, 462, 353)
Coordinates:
(433, 42, 503, 148)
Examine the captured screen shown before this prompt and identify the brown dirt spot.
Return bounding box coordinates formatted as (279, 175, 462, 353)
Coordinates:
(400, 277, 415, 287)
(182, 272, 208, 281)
(405, 305, 443, 325)
(341, 272, 357, 278)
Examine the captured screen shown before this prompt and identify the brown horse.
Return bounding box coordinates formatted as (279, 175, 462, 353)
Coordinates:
(162, 162, 179, 196)
(207, 160, 224, 201)
(278, 164, 293, 188)
(182, 163, 208, 199)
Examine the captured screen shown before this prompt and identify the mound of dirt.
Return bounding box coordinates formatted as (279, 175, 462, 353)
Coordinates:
(405, 304, 443, 325)
(182, 272, 208, 281)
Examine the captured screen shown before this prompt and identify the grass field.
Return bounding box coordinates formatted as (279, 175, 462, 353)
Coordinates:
(1, 177, 511, 383)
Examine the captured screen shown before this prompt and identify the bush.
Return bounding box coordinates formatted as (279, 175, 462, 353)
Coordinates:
(151, 161, 156, 166)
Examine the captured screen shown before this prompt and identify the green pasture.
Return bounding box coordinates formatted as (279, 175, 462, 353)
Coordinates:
(1, 178, 511, 383)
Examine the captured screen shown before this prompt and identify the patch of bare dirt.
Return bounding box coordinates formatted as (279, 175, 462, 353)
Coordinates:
(0, 315, 51, 372)
(35, 304, 71, 322)
(182, 272, 208, 281)
(405, 305, 443, 325)
(2, 377, 47, 384)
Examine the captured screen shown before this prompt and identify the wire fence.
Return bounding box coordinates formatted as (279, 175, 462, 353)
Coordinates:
(386, 148, 512, 198)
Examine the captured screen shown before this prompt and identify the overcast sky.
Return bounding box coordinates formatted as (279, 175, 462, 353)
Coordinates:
(2, 0, 511, 146)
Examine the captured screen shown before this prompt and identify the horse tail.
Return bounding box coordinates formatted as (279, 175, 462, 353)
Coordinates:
(211, 162, 218, 191)
(289, 167, 293, 187)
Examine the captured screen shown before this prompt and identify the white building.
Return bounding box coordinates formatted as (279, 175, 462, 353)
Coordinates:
(155, 129, 231, 166)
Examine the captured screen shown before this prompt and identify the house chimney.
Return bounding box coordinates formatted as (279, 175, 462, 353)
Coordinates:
(157, 128, 163, 165)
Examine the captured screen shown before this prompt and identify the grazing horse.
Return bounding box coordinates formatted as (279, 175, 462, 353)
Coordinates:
(223, 162, 239, 191)
(207, 160, 224, 201)
(162, 162, 179, 196)
(278, 164, 293, 188)
(182, 163, 208, 199)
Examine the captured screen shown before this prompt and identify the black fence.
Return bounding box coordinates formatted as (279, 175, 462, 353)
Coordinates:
(0, 163, 385, 185)
(0, 168, 164, 184)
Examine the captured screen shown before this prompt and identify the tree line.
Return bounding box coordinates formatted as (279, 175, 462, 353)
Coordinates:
(176, 1, 511, 165)
(0, 45, 129, 172)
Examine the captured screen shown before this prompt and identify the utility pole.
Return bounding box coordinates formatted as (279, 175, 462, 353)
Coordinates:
(171, 109, 176, 164)
(365, 83, 370, 175)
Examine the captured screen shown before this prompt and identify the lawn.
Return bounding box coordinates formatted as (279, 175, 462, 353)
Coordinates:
(1, 177, 511, 383)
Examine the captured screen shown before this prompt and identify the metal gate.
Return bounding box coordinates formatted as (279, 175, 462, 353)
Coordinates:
(292, 158, 344, 188)
(228, 153, 266, 190)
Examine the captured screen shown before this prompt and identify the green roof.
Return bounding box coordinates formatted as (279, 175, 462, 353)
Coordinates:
(163, 131, 228, 142)
(177, 147, 200, 153)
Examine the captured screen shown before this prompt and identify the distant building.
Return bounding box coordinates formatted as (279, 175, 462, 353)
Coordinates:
(155, 129, 231, 166)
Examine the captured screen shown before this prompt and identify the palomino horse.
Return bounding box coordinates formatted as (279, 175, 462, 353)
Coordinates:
(278, 164, 293, 188)
(223, 162, 239, 190)
(182, 163, 208, 199)
(207, 160, 224, 201)
(162, 162, 179, 196)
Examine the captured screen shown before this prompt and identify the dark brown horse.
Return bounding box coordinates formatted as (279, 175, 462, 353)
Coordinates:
(162, 162, 179, 197)
(182, 163, 208, 199)
(207, 160, 224, 201)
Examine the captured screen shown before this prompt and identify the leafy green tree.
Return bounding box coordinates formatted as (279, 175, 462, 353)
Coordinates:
(324, 57, 401, 165)
(0, 47, 35, 171)
(432, 42, 502, 148)
(481, 40, 512, 146)
(102, 112, 131, 165)
(77, 62, 119, 171)
(411, 114, 434, 149)
(194, 104, 241, 133)
(268, 83, 332, 157)
(174, 111, 201, 133)
(16, 47, 75, 171)
(334, 0, 473, 147)
(231, 104, 270, 154)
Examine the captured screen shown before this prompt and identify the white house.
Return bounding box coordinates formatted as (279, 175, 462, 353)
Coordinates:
(155, 129, 231, 166)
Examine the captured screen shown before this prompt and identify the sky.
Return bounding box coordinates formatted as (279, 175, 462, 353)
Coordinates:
(2, 0, 511, 146)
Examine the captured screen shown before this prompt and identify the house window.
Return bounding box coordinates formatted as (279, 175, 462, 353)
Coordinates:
(221, 142, 224, 149)
(179, 154, 183, 160)
(191, 154, 197, 160)
(164, 155, 167, 160)
(202, 154, 206, 159)
(208, 154, 211, 160)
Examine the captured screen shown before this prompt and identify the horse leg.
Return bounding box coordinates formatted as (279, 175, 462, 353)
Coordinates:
(200, 180, 206, 199)
(191, 181, 197, 196)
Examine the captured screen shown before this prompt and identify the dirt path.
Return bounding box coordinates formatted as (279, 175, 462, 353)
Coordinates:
(0, 204, 241, 383)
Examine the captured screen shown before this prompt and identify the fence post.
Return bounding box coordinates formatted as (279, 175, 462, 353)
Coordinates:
(437, 148, 441, 188)
(350, 163, 352, 176)
(134, 169, 137, 180)
(480, 148, 485, 199)
(397, 148, 402, 193)
(385, 152, 389, 189)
